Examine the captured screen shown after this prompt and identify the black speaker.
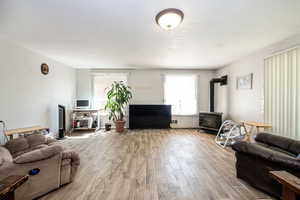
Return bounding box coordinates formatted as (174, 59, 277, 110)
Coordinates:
(58, 129, 65, 139)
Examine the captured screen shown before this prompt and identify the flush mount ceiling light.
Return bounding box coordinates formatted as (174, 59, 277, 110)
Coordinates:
(155, 8, 184, 30)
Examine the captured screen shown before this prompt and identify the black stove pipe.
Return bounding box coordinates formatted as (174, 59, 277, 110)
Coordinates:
(210, 75, 228, 112)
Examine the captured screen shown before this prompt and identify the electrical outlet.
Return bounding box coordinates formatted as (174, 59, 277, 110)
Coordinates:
(171, 119, 178, 124)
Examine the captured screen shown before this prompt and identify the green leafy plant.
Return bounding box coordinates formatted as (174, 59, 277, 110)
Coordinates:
(105, 81, 132, 121)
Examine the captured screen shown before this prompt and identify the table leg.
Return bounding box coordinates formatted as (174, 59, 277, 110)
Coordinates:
(242, 123, 250, 142)
(252, 126, 261, 140)
(282, 185, 296, 200)
(247, 126, 254, 142)
(256, 126, 260, 133)
(1, 191, 15, 200)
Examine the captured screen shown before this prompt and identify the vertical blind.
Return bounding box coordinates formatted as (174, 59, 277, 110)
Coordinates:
(264, 47, 300, 139)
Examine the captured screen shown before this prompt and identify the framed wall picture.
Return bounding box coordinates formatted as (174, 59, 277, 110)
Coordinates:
(41, 63, 49, 75)
(236, 73, 253, 89)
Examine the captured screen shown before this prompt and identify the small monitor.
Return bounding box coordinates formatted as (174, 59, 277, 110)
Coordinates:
(75, 99, 90, 109)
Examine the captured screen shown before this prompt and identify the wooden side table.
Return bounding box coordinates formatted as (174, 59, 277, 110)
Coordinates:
(240, 121, 272, 142)
(270, 171, 300, 200)
(0, 175, 28, 200)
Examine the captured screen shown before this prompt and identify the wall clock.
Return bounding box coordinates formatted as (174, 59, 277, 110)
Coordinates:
(41, 63, 49, 75)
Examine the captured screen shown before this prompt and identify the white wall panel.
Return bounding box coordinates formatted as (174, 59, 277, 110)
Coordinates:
(0, 39, 76, 143)
(215, 33, 300, 139)
(76, 69, 215, 128)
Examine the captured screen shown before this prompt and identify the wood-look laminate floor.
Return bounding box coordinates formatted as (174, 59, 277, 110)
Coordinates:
(40, 129, 273, 200)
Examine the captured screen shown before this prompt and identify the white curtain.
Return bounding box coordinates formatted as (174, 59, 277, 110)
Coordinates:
(164, 75, 197, 115)
(264, 47, 300, 139)
(92, 73, 128, 110)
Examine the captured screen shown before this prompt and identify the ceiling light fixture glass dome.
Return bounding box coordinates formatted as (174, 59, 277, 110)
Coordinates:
(155, 8, 184, 30)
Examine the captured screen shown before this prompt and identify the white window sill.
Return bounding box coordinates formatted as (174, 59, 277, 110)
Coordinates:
(99, 113, 129, 117)
(172, 114, 198, 117)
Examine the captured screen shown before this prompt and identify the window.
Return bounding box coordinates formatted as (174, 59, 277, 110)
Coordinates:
(164, 75, 197, 115)
(93, 73, 128, 111)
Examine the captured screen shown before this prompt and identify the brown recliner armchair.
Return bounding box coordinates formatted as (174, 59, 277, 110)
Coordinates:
(232, 132, 300, 199)
(0, 134, 80, 200)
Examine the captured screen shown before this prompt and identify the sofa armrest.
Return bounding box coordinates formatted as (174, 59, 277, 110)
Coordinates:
(61, 150, 80, 182)
(232, 142, 300, 170)
(62, 150, 80, 166)
(232, 142, 269, 158)
(46, 137, 58, 145)
(14, 145, 63, 164)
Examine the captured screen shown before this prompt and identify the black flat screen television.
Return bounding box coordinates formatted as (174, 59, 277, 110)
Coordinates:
(129, 105, 171, 129)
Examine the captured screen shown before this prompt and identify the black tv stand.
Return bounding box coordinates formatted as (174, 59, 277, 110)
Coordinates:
(129, 105, 171, 129)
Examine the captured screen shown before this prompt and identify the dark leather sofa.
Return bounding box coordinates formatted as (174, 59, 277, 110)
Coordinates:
(232, 132, 300, 199)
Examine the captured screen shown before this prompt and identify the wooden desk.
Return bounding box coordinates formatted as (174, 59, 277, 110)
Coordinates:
(0, 175, 28, 200)
(5, 126, 48, 140)
(240, 121, 272, 142)
(270, 171, 300, 200)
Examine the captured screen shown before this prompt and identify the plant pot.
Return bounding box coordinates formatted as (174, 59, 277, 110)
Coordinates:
(114, 120, 126, 133)
(105, 123, 112, 131)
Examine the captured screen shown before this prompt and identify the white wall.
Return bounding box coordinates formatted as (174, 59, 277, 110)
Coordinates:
(76, 69, 215, 128)
(0, 39, 76, 141)
(76, 69, 92, 99)
(128, 70, 164, 105)
(215, 33, 300, 123)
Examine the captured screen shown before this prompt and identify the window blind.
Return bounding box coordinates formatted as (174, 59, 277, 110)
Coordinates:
(264, 47, 300, 139)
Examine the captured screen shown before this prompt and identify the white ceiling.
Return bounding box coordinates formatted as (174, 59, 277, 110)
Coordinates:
(1, 0, 300, 69)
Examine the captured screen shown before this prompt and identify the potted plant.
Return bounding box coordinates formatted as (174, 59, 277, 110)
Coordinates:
(105, 81, 132, 133)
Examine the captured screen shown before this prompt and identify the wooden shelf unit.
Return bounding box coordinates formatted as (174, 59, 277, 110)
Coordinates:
(71, 109, 100, 133)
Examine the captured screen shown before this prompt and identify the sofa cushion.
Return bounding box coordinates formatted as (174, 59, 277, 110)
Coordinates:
(12, 144, 49, 158)
(255, 133, 300, 155)
(268, 145, 297, 158)
(232, 141, 300, 170)
(5, 137, 29, 154)
(30, 144, 48, 151)
(26, 134, 47, 147)
(0, 146, 12, 166)
(46, 137, 57, 144)
(14, 145, 64, 164)
(9, 144, 50, 158)
(288, 141, 300, 155)
(255, 133, 290, 149)
(12, 149, 31, 158)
